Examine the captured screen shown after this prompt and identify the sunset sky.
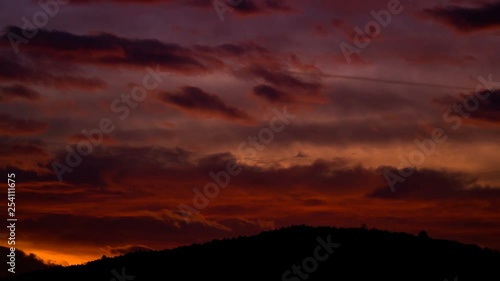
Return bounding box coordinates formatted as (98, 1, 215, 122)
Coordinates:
(0, 0, 499, 266)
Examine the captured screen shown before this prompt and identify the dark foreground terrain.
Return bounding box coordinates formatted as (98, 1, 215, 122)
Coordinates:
(2, 225, 499, 281)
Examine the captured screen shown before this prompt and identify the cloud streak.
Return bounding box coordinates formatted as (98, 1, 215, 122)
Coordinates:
(423, 2, 500, 32)
(160, 86, 252, 122)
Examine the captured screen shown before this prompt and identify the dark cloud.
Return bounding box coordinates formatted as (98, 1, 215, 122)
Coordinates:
(20, 143, 500, 208)
(228, 0, 260, 14)
(68, 0, 293, 15)
(252, 84, 293, 103)
(0, 84, 42, 102)
(160, 86, 251, 121)
(263, 0, 292, 11)
(0, 114, 47, 136)
(191, 0, 294, 15)
(370, 166, 500, 202)
(0, 27, 207, 73)
(0, 55, 106, 90)
(0, 166, 48, 182)
(0, 139, 52, 173)
(235, 64, 324, 105)
(0, 141, 49, 160)
(27, 143, 380, 196)
(465, 90, 500, 123)
(50, 145, 192, 187)
(0, 28, 296, 80)
(0, 28, 308, 84)
(433, 89, 500, 124)
(423, 2, 500, 32)
(228, 159, 379, 194)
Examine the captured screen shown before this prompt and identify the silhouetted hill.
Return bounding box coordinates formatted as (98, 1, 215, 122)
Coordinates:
(0, 247, 55, 279)
(2, 225, 499, 281)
